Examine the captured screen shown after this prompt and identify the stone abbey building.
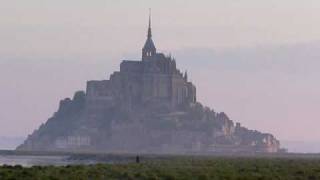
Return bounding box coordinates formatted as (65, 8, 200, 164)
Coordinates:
(17, 16, 281, 153)
(86, 17, 196, 119)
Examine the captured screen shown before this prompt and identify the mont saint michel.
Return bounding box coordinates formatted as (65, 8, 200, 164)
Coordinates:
(17, 16, 280, 154)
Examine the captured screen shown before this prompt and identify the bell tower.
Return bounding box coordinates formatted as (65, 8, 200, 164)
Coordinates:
(142, 9, 156, 60)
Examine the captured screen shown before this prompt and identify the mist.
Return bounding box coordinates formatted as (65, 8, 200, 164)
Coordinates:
(1, 0, 320, 153)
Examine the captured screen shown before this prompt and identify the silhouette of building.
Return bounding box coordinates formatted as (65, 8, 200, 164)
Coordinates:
(86, 14, 196, 117)
(17, 14, 280, 153)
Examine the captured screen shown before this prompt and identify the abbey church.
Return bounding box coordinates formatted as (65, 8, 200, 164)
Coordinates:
(86, 16, 196, 115)
(17, 15, 281, 153)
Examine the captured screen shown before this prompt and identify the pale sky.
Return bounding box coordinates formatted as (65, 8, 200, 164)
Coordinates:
(1, 0, 320, 145)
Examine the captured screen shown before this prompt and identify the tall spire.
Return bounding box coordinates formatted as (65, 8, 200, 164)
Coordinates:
(148, 8, 152, 39)
(142, 9, 156, 60)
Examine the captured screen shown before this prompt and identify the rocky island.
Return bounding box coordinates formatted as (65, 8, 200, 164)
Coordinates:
(17, 16, 280, 154)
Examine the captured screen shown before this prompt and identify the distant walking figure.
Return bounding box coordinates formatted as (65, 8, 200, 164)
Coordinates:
(136, 155, 140, 163)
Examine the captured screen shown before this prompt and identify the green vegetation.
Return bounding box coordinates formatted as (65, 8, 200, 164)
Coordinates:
(1, 156, 320, 180)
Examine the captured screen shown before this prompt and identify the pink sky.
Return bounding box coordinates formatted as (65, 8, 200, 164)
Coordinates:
(1, 0, 320, 144)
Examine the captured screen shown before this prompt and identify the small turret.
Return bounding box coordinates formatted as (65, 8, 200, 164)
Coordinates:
(184, 71, 188, 81)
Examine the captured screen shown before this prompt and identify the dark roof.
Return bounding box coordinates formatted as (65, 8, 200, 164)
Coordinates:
(143, 37, 156, 51)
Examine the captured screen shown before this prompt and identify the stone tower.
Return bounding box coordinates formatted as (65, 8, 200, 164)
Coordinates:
(142, 11, 156, 60)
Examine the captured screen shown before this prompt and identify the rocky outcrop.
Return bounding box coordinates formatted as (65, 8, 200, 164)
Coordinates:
(17, 91, 280, 153)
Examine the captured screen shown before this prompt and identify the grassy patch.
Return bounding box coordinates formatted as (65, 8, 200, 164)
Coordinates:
(1, 157, 320, 179)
